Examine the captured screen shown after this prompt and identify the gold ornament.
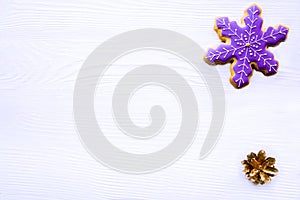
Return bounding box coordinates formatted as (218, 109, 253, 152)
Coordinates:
(242, 150, 278, 185)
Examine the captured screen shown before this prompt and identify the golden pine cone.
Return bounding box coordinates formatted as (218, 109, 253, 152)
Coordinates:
(242, 150, 278, 185)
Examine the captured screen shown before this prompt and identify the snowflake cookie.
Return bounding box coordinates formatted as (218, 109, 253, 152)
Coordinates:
(204, 4, 289, 88)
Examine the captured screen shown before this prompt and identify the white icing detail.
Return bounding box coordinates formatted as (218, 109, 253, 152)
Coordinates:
(238, 69, 247, 76)
(217, 18, 245, 44)
(252, 35, 261, 45)
(234, 47, 250, 87)
(212, 5, 284, 85)
(250, 47, 277, 72)
(247, 16, 258, 24)
(206, 45, 243, 61)
(249, 6, 259, 15)
(235, 74, 245, 88)
(278, 26, 288, 35)
(256, 26, 288, 43)
(245, 8, 259, 43)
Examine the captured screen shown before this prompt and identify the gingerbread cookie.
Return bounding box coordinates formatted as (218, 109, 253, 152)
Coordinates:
(204, 4, 289, 88)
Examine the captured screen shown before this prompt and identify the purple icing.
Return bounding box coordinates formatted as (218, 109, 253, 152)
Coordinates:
(205, 4, 289, 88)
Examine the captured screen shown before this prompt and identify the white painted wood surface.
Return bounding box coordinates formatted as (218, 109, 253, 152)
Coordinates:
(0, 0, 299, 199)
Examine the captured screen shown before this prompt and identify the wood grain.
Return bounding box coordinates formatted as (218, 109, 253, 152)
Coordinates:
(0, 0, 299, 199)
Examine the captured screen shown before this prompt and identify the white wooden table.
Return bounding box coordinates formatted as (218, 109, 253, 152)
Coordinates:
(0, 0, 299, 199)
